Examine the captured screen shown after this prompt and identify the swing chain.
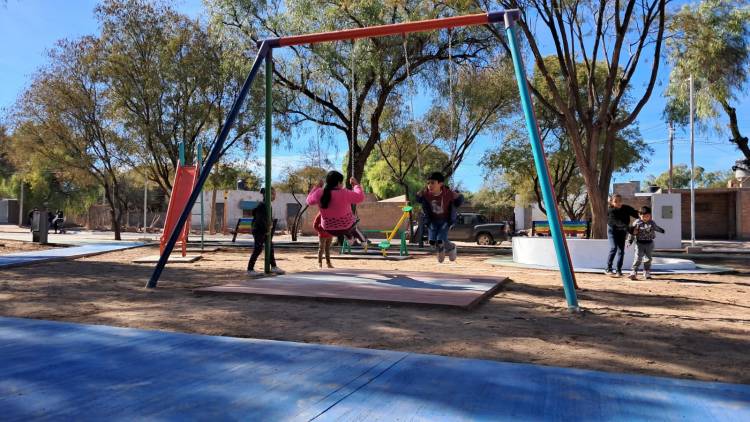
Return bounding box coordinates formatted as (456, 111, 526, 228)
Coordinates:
(402, 33, 421, 175)
(448, 28, 455, 143)
(350, 39, 356, 180)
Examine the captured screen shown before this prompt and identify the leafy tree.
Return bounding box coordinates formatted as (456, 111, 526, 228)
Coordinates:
(646, 165, 733, 189)
(207, 0, 498, 185)
(11, 37, 133, 239)
(364, 142, 449, 201)
(664, 0, 750, 163)
(97, 0, 261, 196)
(423, 56, 518, 178)
(477, 0, 668, 237)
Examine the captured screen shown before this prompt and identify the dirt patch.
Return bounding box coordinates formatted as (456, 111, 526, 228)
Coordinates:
(0, 246, 748, 384)
(0, 239, 59, 254)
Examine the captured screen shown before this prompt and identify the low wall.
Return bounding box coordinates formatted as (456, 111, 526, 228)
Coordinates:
(513, 237, 630, 269)
(512, 237, 696, 270)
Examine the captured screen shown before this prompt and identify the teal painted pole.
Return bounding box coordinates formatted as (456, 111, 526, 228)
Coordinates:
(178, 141, 185, 166)
(505, 17, 579, 310)
(197, 143, 204, 252)
(264, 49, 273, 274)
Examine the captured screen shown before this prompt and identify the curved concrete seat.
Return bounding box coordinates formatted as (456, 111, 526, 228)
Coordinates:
(512, 237, 696, 270)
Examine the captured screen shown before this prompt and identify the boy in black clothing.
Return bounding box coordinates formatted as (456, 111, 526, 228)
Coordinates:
(247, 188, 284, 276)
(628, 206, 665, 280)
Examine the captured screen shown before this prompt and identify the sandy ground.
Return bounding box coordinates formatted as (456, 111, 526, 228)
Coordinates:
(0, 239, 57, 254)
(0, 245, 748, 384)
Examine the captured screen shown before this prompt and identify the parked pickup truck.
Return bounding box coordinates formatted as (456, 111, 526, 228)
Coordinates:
(415, 213, 509, 245)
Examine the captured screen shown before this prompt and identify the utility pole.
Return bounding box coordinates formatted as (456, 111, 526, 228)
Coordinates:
(689, 75, 696, 246)
(668, 121, 674, 193)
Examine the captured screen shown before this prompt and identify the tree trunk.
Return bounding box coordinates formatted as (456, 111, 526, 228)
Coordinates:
(292, 204, 308, 241)
(209, 189, 217, 235)
(103, 184, 122, 241)
(720, 101, 750, 160)
(588, 191, 608, 239)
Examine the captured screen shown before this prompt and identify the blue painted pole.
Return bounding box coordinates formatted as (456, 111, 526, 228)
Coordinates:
(504, 15, 579, 310)
(146, 42, 270, 288)
(178, 142, 185, 166)
(197, 143, 204, 252)
(264, 49, 273, 274)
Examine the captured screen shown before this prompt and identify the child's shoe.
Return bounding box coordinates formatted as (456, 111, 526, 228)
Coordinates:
(271, 266, 286, 275)
(644, 271, 651, 279)
(628, 272, 637, 280)
(447, 244, 457, 262)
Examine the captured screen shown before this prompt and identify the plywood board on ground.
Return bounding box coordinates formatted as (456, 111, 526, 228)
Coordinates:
(303, 254, 413, 261)
(132, 254, 202, 263)
(195, 269, 507, 309)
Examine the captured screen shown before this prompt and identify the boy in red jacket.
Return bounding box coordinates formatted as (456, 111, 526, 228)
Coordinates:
(416, 172, 464, 263)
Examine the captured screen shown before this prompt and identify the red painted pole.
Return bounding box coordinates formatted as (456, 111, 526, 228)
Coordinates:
(262, 12, 508, 48)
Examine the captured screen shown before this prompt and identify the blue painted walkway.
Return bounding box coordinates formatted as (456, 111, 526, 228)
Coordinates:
(0, 242, 143, 268)
(0, 317, 748, 421)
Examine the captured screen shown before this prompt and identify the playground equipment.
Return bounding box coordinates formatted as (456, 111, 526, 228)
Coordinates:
(231, 217, 254, 242)
(147, 9, 580, 311)
(160, 163, 198, 257)
(340, 205, 412, 257)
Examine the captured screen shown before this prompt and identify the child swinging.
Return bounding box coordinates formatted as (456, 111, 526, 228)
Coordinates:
(306, 170, 367, 245)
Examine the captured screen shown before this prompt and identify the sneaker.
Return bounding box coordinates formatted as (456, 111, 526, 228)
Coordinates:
(604, 269, 615, 276)
(448, 244, 457, 262)
(271, 266, 285, 275)
(628, 272, 637, 280)
(437, 246, 446, 263)
(247, 270, 263, 277)
(644, 271, 651, 279)
(615, 271, 623, 278)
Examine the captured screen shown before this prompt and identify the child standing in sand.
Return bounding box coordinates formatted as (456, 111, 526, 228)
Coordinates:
(313, 212, 333, 268)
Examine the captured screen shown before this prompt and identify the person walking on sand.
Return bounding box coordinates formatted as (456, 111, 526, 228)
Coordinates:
(605, 194, 639, 277)
(246, 187, 285, 277)
(628, 206, 666, 280)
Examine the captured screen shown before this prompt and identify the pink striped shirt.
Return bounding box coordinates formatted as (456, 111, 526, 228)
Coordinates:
(306, 185, 365, 230)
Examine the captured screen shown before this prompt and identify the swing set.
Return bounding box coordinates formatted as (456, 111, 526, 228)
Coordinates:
(146, 9, 580, 311)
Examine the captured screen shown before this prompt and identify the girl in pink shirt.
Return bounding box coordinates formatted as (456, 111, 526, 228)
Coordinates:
(306, 170, 367, 243)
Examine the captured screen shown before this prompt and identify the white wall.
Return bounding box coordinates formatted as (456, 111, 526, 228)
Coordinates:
(650, 193, 682, 249)
(190, 190, 301, 230)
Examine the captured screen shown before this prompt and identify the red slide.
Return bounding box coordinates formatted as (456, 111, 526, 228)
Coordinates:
(160, 164, 199, 257)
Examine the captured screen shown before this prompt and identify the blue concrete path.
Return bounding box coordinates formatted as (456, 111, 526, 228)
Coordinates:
(0, 242, 143, 268)
(0, 317, 748, 421)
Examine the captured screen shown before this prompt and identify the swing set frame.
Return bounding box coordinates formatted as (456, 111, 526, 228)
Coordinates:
(146, 9, 580, 311)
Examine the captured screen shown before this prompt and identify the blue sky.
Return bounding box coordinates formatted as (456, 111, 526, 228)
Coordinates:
(1, 1, 747, 192)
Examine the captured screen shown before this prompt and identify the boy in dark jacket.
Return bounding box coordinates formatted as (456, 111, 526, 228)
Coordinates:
(416, 172, 464, 263)
(628, 206, 665, 280)
(247, 188, 284, 276)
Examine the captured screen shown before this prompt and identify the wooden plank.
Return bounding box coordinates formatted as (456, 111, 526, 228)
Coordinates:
(195, 269, 507, 309)
(302, 254, 413, 261)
